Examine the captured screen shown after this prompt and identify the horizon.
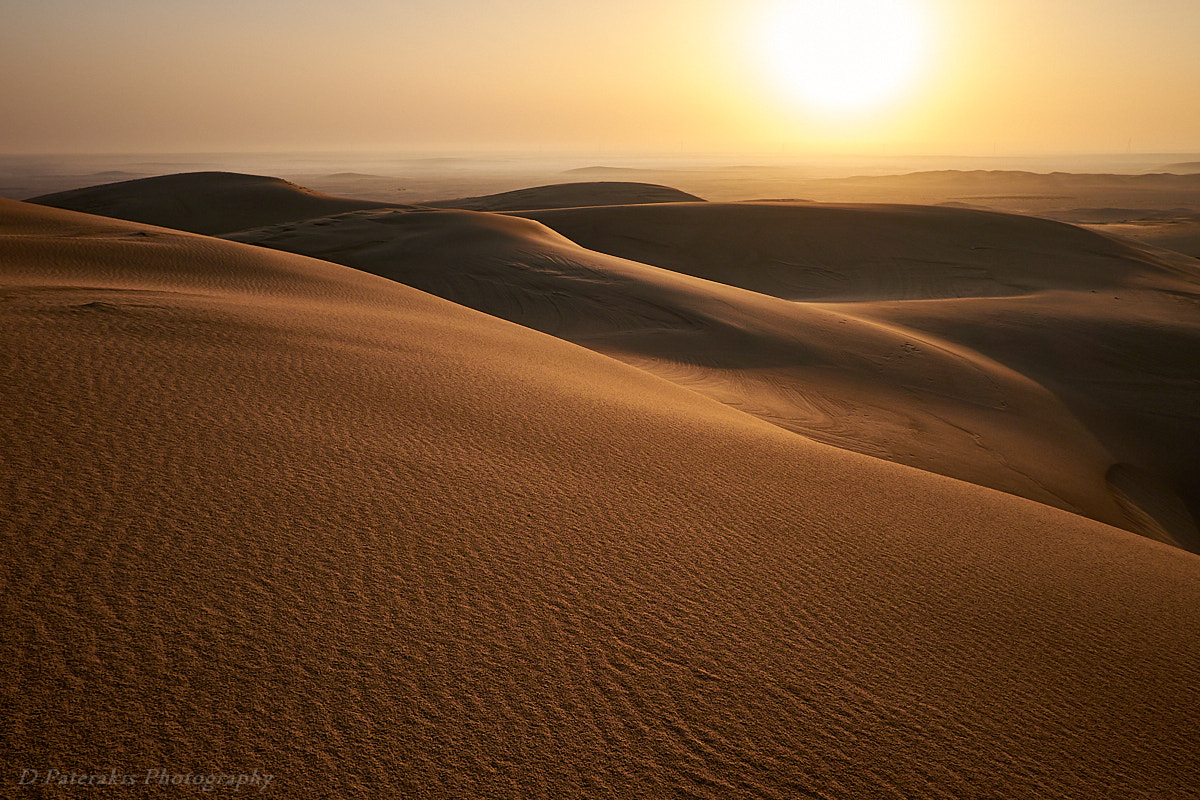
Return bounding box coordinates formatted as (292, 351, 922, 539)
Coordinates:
(3, 0, 1199, 157)
(6, 147, 1200, 205)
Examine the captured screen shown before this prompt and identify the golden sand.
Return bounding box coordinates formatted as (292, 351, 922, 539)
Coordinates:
(6, 177, 1200, 796)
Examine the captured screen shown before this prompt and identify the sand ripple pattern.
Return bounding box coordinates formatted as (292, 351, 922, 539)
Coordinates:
(5, 198, 1200, 798)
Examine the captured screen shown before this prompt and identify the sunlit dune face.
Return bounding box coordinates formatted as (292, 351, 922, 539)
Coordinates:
(758, 0, 931, 116)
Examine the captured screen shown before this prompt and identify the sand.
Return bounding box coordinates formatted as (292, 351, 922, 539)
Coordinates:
(421, 181, 704, 211)
(225, 200, 1200, 549)
(6, 179, 1200, 797)
(29, 171, 399, 235)
(1082, 216, 1200, 259)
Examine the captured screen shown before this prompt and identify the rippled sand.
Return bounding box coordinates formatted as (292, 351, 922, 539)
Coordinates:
(5, 177, 1200, 797)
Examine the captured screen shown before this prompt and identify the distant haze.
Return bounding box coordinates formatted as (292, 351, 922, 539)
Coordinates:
(3, 0, 1199, 156)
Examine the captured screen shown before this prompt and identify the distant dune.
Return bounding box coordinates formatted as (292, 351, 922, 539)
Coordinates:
(1074, 210, 1200, 259)
(5, 178, 1200, 797)
(814, 169, 1200, 190)
(558, 168, 1200, 224)
(86, 170, 147, 180)
(564, 165, 654, 175)
(520, 201, 1169, 299)
(789, 170, 1200, 221)
(30, 171, 397, 235)
(1061, 207, 1198, 224)
(1162, 161, 1200, 173)
(421, 181, 703, 211)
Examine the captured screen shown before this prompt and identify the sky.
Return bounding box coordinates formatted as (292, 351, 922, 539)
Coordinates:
(2, 0, 1199, 156)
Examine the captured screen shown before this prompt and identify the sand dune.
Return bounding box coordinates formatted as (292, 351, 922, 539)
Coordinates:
(791, 169, 1200, 207)
(464, 169, 1200, 243)
(30, 171, 397, 235)
(841, 288, 1200, 548)
(780, 172, 1200, 257)
(1082, 216, 1200, 259)
(22, 174, 1200, 545)
(229, 200, 1200, 548)
(421, 180, 703, 211)
(564, 165, 649, 176)
(519, 201, 1200, 544)
(520, 201, 1184, 300)
(5, 196, 1200, 797)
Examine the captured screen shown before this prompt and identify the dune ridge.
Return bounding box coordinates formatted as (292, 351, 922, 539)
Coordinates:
(229, 198, 1200, 548)
(23, 174, 1200, 544)
(5, 196, 1200, 797)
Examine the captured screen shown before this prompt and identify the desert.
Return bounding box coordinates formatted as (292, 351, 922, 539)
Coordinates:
(3, 166, 1200, 797)
(5, 0, 1200, 794)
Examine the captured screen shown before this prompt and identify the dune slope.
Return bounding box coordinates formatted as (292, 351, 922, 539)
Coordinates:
(517, 202, 1200, 547)
(228, 204, 1200, 547)
(5, 199, 1200, 797)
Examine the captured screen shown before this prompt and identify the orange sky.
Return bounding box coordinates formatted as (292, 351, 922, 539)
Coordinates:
(2, 0, 1198, 155)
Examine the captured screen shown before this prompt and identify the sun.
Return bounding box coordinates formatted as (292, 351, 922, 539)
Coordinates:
(758, 0, 931, 116)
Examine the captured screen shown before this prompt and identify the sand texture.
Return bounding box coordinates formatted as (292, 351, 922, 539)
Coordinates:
(5, 180, 1200, 798)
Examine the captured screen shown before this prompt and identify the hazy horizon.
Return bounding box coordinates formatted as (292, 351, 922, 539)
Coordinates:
(4, 0, 1199, 157)
(6, 147, 1200, 206)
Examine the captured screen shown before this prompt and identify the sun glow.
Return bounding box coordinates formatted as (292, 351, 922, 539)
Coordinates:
(759, 0, 931, 116)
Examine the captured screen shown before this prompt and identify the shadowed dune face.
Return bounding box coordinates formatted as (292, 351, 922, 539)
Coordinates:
(517, 201, 1200, 548)
(845, 290, 1200, 548)
(520, 201, 1190, 301)
(229, 201, 1200, 548)
(420, 180, 704, 211)
(5, 198, 1200, 798)
(29, 171, 398, 235)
